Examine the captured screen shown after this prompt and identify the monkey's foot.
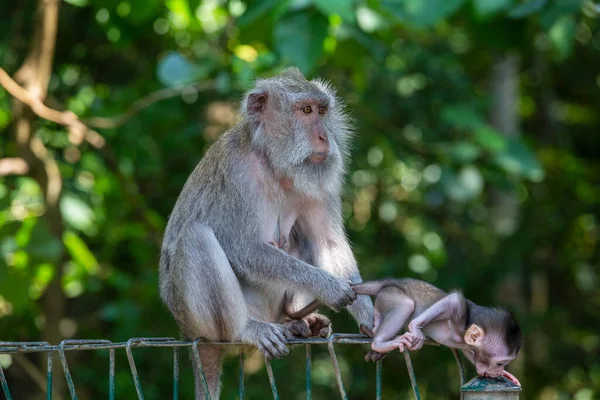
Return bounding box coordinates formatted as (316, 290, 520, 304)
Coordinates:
(371, 335, 413, 354)
(282, 319, 311, 338)
(364, 350, 386, 362)
(244, 320, 293, 359)
(305, 313, 331, 338)
(501, 370, 521, 386)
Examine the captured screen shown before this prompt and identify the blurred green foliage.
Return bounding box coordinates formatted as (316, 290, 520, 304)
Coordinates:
(1, 0, 599, 398)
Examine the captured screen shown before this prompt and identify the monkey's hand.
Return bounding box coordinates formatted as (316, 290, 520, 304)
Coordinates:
(501, 370, 521, 386)
(403, 324, 426, 351)
(244, 320, 294, 360)
(317, 276, 357, 312)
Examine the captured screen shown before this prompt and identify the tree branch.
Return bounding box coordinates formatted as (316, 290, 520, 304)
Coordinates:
(0, 157, 29, 176)
(84, 81, 219, 129)
(0, 67, 105, 149)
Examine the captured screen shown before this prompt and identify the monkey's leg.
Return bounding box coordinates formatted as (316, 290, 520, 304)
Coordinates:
(176, 222, 249, 399)
(366, 290, 414, 362)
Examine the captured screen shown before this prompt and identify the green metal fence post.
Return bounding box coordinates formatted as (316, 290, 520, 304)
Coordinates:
(460, 376, 521, 400)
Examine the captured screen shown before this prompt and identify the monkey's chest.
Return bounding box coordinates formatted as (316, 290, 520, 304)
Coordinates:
(261, 204, 298, 246)
(423, 320, 465, 348)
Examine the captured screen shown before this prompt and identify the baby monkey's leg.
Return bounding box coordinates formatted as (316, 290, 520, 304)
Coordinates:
(365, 290, 415, 362)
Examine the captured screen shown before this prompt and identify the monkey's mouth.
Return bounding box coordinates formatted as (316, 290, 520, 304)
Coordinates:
(307, 152, 329, 164)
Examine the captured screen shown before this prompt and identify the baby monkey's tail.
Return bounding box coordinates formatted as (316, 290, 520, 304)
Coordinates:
(350, 281, 387, 296)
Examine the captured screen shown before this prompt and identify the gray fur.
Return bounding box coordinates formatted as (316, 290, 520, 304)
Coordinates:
(159, 67, 374, 399)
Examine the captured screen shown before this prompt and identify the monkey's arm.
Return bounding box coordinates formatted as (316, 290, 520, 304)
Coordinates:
(403, 292, 466, 350)
(228, 242, 357, 311)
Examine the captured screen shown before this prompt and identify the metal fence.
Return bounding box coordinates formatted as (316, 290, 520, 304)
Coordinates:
(0, 334, 466, 400)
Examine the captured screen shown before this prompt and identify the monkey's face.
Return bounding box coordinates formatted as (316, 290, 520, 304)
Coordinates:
(464, 324, 518, 379)
(243, 68, 352, 195)
(471, 347, 517, 378)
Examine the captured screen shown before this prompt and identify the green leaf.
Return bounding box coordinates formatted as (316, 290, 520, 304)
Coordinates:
(64, 0, 89, 7)
(508, 0, 547, 18)
(274, 11, 329, 74)
(23, 219, 63, 264)
(448, 142, 481, 163)
(128, 0, 161, 23)
(63, 231, 99, 276)
(539, 0, 581, 29)
(0, 265, 30, 313)
(441, 104, 486, 130)
(548, 15, 576, 60)
(473, 0, 514, 18)
(473, 127, 507, 152)
(60, 194, 95, 233)
(493, 138, 545, 181)
(237, 0, 282, 27)
(440, 165, 484, 202)
(381, 0, 466, 28)
(157, 52, 215, 87)
(314, 0, 356, 23)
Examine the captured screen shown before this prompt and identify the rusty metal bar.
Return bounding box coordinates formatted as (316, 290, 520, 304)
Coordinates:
(109, 348, 115, 400)
(265, 358, 279, 399)
(0, 334, 472, 399)
(173, 347, 179, 400)
(239, 349, 245, 400)
(327, 334, 348, 400)
(375, 359, 382, 400)
(451, 348, 465, 386)
(403, 350, 421, 400)
(191, 338, 212, 400)
(305, 344, 311, 400)
(0, 361, 12, 400)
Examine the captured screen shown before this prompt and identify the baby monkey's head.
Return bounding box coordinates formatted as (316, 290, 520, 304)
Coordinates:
(464, 308, 522, 379)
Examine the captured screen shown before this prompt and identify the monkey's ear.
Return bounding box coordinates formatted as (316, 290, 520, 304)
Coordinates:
(464, 324, 485, 347)
(246, 91, 268, 115)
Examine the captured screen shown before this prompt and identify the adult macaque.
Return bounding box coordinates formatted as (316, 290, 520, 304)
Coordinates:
(159, 67, 374, 399)
(352, 279, 523, 386)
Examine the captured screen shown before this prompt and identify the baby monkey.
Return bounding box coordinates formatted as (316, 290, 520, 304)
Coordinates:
(352, 279, 523, 386)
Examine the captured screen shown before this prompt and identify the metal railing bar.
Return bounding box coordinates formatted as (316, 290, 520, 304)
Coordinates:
(264, 358, 279, 400)
(46, 352, 52, 400)
(327, 334, 348, 400)
(109, 349, 115, 400)
(190, 339, 212, 400)
(305, 344, 311, 400)
(375, 360, 382, 400)
(0, 335, 466, 400)
(173, 347, 179, 400)
(0, 334, 391, 354)
(125, 338, 146, 400)
(0, 362, 12, 400)
(451, 348, 465, 386)
(239, 350, 244, 400)
(402, 350, 421, 400)
(60, 340, 109, 399)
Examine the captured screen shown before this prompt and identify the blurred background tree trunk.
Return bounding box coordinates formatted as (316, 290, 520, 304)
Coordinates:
(11, 0, 66, 397)
(489, 53, 527, 381)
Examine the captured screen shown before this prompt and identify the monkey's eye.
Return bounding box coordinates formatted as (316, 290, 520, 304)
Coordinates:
(318, 106, 327, 115)
(302, 105, 312, 114)
(497, 362, 504, 367)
